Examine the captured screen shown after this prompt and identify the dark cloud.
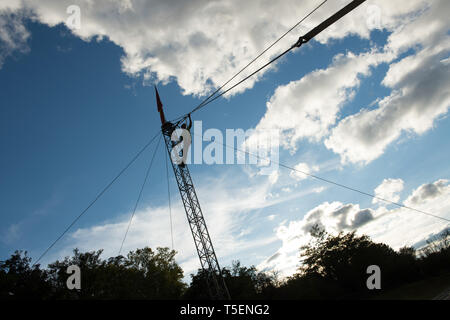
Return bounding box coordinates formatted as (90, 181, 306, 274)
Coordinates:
(300, 202, 377, 236)
(350, 209, 374, 228)
(407, 180, 448, 205)
(301, 208, 325, 234)
(333, 204, 353, 217)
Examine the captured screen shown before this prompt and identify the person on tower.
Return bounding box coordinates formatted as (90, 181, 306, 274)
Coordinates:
(178, 114, 192, 168)
(180, 114, 192, 132)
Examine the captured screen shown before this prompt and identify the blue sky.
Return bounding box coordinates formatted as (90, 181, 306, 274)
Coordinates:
(1, 0, 449, 278)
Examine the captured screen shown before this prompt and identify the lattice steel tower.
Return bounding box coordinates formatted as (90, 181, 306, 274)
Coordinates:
(155, 87, 230, 300)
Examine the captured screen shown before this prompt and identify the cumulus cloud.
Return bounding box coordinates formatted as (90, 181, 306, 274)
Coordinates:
(0, 0, 429, 96)
(404, 179, 449, 206)
(325, 45, 450, 163)
(258, 178, 450, 277)
(244, 0, 448, 165)
(45, 185, 267, 276)
(290, 162, 319, 181)
(324, 0, 450, 164)
(258, 200, 377, 274)
(0, 9, 30, 69)
(2, 0, 448, 281)
(373, 178, 404, 204)
(299, 201, 376, 235)
(250, 50, 391, 151)
(42, 167, 326, 277)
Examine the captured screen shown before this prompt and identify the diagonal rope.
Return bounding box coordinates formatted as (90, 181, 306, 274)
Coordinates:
(33, 130, 160, 266)
(173, 0, 367, 121)
(119, 134, 163, 255)
(179, 0, 329, 120)
(189, 130, 450, 224)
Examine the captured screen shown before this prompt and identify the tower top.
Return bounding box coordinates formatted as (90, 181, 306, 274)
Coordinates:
(155, 86, 166, 125)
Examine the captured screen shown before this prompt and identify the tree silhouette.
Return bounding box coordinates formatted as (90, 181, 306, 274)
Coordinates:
(0, 251, 51, 299)
(1, 230, 449, 300)
(1, 247, 185, 300)
(183, 261, 277, 299)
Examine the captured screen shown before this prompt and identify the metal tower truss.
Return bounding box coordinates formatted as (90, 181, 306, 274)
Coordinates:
(161, 122, 230, 300)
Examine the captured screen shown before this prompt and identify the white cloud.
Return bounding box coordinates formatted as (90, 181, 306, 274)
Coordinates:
(258, 200, 378, 275)
(290, 162, 319, 181)
(325, 46, 450, 164)
(251, 50, 392, 151)
(1, 223, 21, 245)
(373, 178, 404, 204)
(242, 0, 449, 165)
(404, 179, 449, 207)
(362, 179, 450, 250)
(324, 0, 450, 164)
(313, 186, 326, 194)
(36, 163, 332, 279)
(0, 0, 431, 96)
(0, 0, 23, 12)
(2, 0, 448, 282)
(0, 9, 30, 69)
(42, 168, 304, 277)
(258, 178, 450, 277)
(268, 170, 279, 185)
(281, 187, 296, 194)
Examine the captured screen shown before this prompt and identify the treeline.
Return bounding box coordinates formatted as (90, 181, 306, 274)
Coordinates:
(1, 228, 449, 300)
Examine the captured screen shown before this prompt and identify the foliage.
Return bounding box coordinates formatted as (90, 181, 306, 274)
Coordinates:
(1, 228, 449, 300)
(1, 247, 185, 300)
(273, 226, 449, 299)
(0, 251, 51, 299)
(183, 260, 277, 300)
